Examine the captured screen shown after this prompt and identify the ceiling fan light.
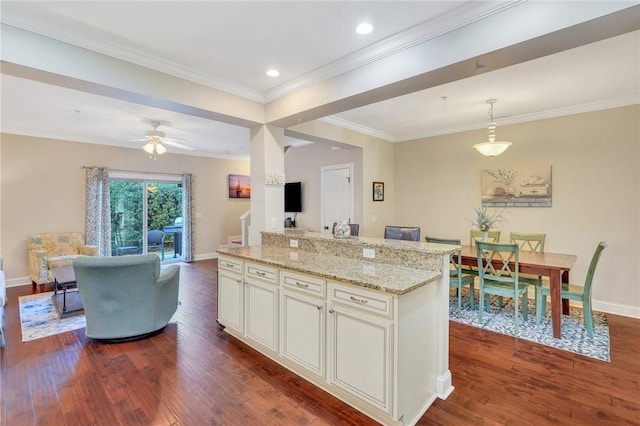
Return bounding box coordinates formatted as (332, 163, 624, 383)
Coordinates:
(473, 141, 512, 157)
(140, 121, 189, 158)
(143, 142, 155, 154)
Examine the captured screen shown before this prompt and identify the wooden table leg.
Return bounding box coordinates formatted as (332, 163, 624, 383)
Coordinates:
(550, 270, 562, 339)
(561, 270, 570, 314)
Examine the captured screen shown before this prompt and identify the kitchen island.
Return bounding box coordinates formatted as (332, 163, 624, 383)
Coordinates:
(217, 230, 456, 425)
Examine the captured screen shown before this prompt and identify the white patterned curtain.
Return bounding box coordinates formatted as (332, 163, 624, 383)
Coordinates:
(182, 173, 194, 262)
(85, 167, 111, 256)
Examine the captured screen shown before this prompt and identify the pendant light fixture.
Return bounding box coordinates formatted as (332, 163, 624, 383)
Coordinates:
(473, 99, 512, 157)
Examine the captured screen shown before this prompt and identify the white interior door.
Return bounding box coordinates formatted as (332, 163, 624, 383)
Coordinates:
(321, 164, 354, 233)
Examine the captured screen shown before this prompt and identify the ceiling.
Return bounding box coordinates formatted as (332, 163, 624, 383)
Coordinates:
(1, 1, 639, 160)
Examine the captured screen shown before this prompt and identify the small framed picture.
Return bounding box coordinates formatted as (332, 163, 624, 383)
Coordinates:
(373, 181, 384, 201)
(228, 174, 251, 199)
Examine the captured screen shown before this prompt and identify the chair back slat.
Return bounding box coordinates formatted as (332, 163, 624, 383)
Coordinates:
(510, 232, 546, 253)
(583, 242, 607, 296)
(470, 230, 500, 245)
(475, 241, 519, 284)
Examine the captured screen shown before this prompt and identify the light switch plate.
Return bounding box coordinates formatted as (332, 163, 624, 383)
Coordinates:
(363, 248, 375, 259)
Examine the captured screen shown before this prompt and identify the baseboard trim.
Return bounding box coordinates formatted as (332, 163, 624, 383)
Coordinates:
(436, 371, 454, 399)
(194, 252, 218, 261)
(7, 276, 31, 288)
(592, 299, 640, 319)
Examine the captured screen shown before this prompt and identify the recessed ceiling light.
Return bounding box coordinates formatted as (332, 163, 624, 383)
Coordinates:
(266, 69, 280, 77)
(356, 23, 373, 35)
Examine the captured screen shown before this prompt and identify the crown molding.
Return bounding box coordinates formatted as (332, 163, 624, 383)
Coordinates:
(0, 18, 266, 103)
(2, 1, 522, 105)
(263, 1, 523, 102)
(319, 116, 396, 142)
(396, 96, 640, 142)
(327, 96, 640, 144)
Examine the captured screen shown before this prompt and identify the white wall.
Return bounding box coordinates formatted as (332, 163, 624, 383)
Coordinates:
(288, 120, 395, 237)
(393, 105, 640, 318)
(0, 133, 250, 284)
(285, 143, 363, 233)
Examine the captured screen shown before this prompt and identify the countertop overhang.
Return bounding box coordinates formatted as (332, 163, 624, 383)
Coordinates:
(217, 245, 442, 295)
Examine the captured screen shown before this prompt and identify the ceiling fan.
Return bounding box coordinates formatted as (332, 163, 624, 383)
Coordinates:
(135, 121, 194, 159)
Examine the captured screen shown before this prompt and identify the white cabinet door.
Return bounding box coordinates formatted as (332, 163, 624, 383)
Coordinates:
(217, 269, 244, 333)
(328, 306, 393, 414)
(280, 291, 326, 378)
(245, 278, 278, 352)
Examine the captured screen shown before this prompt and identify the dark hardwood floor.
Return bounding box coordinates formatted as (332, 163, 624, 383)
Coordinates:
(1, 259, 639, 425)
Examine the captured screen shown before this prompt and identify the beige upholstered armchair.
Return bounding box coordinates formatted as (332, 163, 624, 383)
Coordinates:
(28, 232, 99, 284)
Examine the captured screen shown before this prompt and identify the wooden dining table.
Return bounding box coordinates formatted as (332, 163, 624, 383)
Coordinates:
(458, 245, 577, 339)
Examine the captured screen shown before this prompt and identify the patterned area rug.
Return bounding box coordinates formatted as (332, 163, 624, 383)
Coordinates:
(19, 292, 86, 342)
(449, 288, 610, 362)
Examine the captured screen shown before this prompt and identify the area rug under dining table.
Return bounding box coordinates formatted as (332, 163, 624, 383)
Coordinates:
(449, 288, 610, 362)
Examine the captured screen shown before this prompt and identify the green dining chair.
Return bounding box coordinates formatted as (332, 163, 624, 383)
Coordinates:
(510, 232, 545, 253)
(536, 241, 606, 338)
(476, 241, 529, 333)
(465, 230, 501, 277)
(470, 230, 501, 245)
(426, 237, 475, 317)
(510, 232, 546, 307)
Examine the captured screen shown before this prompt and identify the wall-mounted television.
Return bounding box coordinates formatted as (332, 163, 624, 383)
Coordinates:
(284, 182, 302, 213)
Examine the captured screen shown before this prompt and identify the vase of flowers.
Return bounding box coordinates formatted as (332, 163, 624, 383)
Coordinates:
(472, 207, 507, 237)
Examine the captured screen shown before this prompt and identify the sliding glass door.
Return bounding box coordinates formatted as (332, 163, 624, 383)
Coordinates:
(146, 181, 183, 261)
(110, 180, 144, 256)
(110, 179, 183, 262)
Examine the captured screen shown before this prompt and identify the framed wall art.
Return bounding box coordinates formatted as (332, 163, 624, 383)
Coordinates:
(481, 165, 552, 207)
(228, 174, 251, 199)
(373, 181, 384, 202)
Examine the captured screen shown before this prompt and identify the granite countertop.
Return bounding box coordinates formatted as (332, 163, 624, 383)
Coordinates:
(217, 245, 441, 295)
(262, 230, 457, 255)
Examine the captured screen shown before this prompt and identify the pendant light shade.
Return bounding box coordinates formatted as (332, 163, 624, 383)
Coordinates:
(473, 99, 512, 157)
(143, 138, 167, 159)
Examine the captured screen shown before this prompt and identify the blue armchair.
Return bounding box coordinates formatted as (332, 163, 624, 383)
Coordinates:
(73, 254, 180, 342)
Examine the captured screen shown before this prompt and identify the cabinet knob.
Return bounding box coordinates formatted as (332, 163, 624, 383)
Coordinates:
(317, 305, 322, 310)
(328, 308, 335, 314)
(236, 279, 242, 284)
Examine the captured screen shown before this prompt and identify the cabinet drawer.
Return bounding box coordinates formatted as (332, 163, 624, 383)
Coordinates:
(281, 271, 326, 298)
(330, 282, 394, 319)
(219, 256, 244, 274)
(245, 263, 278, 284)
